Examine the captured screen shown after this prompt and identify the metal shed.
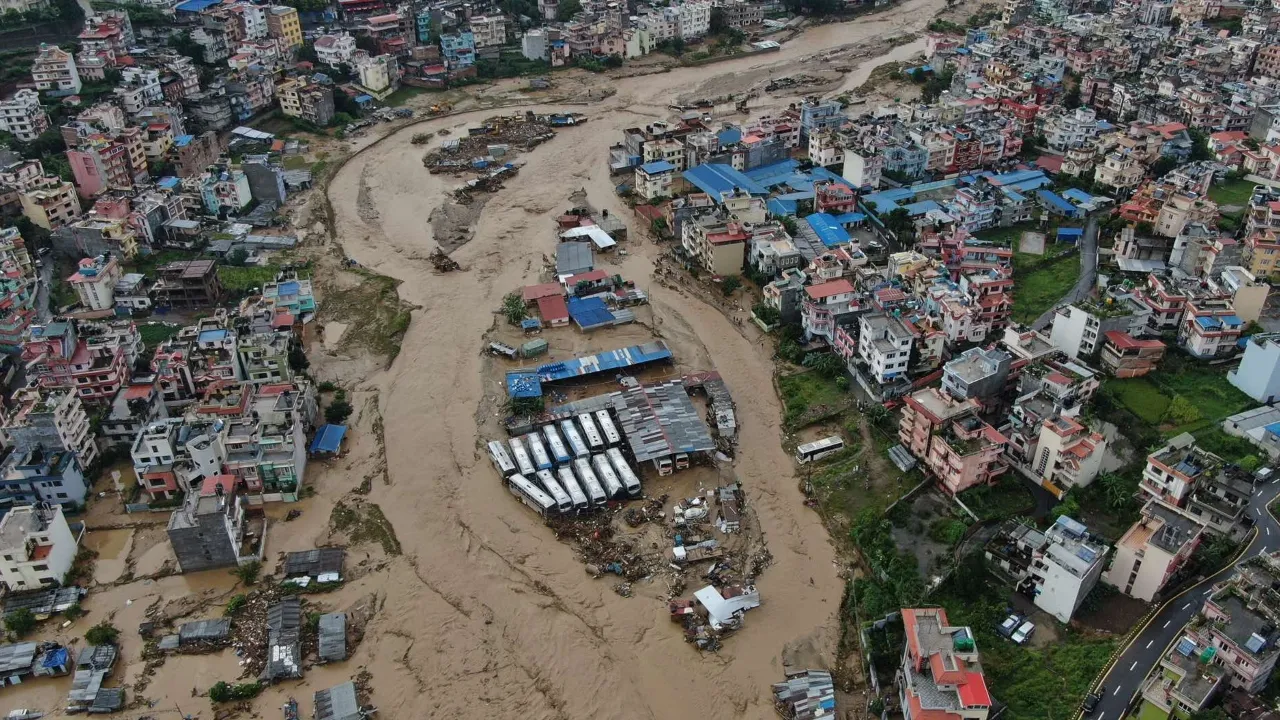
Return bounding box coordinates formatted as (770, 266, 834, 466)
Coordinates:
(318, 613, 347, 662)
(314, 681, 363, 720)
(283, 548, 346, 579)
(178, 618, 231, 644)
(555, 241, 594, 276)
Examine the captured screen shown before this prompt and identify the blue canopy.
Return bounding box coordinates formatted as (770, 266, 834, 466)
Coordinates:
(310, 424, 347, 454)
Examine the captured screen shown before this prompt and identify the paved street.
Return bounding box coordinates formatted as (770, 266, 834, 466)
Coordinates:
(1087, 482, 1280, 720)
(1031, 212, 1100, 332)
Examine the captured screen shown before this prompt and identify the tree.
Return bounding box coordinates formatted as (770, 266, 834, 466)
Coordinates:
(85, 622, 120, 645)
(752, 302, 780, 326)
(4, 608, 35, 637)
(288, 342, 309, 373)
(555, 0, 581, 21)
(920, 68, 955, 103)
(1163, 395, 1201, 426)
(325, 390, 353, 424)
(719, 275, 742, 295)
(355, 35, 379, 54)
(1188, 127, 1213, 163)
(502, 292, 528, 324)
(866, 403, 892, 427)
(225, 247, 249, 267)
(1241, 455, 1263, 473)
(802, 351, 845, 379)
(883, 207, 914, 237)
(1151, 155, 1179, 178)
(232, 560, 262, 586)
(168, 32, 204, 63)
(1063, 84, 1081, 109)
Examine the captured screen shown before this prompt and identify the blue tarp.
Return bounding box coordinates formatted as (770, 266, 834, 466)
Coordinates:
(567, 296, 615, 330)
(41, 647, 68, 669)
(174, 134, 194, 147)
(506, 372, 543, 398)
(1037, 189, 1078, 215)
(639, 160, 675, 174)
(534, 341, 672, 384)
(355, 94, 374, 103)
(277, 281, 300, 296)
(682, 163, 769, 199)
(806, 213, 852, 247)
(158, 176, 180, 189)
(1062, 188, 1096, 204)
(717, 127, 742, 146)
(521, 318, 542, 330)
(310, 424, 347, 454)
(1057, 228, 1084, 238)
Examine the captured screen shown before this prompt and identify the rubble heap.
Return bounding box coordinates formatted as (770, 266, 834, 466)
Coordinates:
(421, 112, 586, 175)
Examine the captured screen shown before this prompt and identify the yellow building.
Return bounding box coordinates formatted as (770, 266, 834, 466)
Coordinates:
(19, 176, 81, 230)
(1245, 230, 1280, 278)
(267, 6, 303, 50)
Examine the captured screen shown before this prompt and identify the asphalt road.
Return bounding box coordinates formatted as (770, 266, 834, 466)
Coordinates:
(1031, 212, 1101, 332)
(1087, 482, 1280, 720)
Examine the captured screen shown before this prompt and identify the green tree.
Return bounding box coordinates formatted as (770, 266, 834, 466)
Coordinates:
(1188, 127, 1213, 162)
(85, 622, 120, 645)
(709, 6, 726, 32)
(883, 207, 914, 237)
(1063, 84, 1081, 109)
(801, 352, 845, 379)
(232, 560, 262, 586)
(752, 303, 780, 326)
(4, 608, 36, 637)
(1241, 455, 1262, 473)
(325, 390, 353, 424)
(866, 403, 892, 427)
(1163, 395, 1201, 426)
(502, 292, 528, 324)
(225, 247, 249, 266)
(1151, 155, 1179, 177)
(555, 0, 582, 21)
(719, 275, 742, 295)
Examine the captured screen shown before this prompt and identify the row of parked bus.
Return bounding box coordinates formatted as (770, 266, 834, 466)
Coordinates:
(487, 410, 639, 516)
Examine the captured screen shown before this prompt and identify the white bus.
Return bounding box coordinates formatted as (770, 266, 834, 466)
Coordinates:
(560, 419, 590, 458)
(557, 466, 589, 510)
(795, 436, 845, 465)
(595, 409, 621, 446)
(525, 432, 553, 470)
(508, 436, 536, 477)
(535, 469, 573, 513)
(578, 413, 605, 451)
(542, 424, 572, 465)
(592, 453, 623, 498)
(508, 473, 556, 516)
(573, 457, 607, 506)
(606, 447, 642, 498)
(488, 440, 517, 477)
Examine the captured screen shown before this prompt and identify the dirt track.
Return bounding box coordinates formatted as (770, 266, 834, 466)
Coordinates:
(320, 2, 957, 717)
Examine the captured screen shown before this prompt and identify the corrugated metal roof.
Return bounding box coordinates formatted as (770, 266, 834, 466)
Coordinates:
(0, 641, 37, 674)
(179, 618, 231, 644)
(283, 548, 345, 578)
(318, 613, 347, 662)
(613, 379, 716, 463)
(315, 681, 362, 720)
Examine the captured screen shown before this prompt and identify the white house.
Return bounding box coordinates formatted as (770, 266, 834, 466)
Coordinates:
(987, 516, 1108, 623)
(1230, 334, 1280, 404)
(31, 43, 81, 95)
(67, 254, 122, 312)
(858, 312, 914, 384)
(675, 0, 711, 38)
(0, 89, 51, 142)
(635, 160, 676, 200)
(314, 33, 357, 68)
(0, 504, 79, 593)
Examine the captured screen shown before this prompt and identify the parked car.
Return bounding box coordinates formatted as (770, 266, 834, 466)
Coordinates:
(1011, 621, 1036, 645)
(867, 239, 885, 250)
(997, 613, 1022, 638)
(1082, 689, 1104, 714)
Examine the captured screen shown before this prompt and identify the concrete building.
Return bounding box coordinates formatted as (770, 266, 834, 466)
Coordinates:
(635, 160, 676, 200)
(19, 176, 81, 230)
(66, 254, 121, 312)
(1101, 331, 1166, 378)
(897, 608, 991, 720)
(167, 475, 256, 573)
(522, 28, 548, 61)
(314, 33, 357, 68)
(899, 387, 1009, 494)
(31, 43, 81, 95)
(0, 446, 89, 510)
(801, 279, 857, 345)
(21, 321, 141, 405)
(1179, 297, 1244, 359)
(276, 78, 335, 127)
(675, 0, 712, 38)
(4, 388, 99, 471)
(682, 215, 748, 277)
(152, 259, 224, 310)
(1231, 334, 1280, 403)
(266, 6, 302, 49)
(985, 515, 1108, 623)
(941, 347, 1011, 403)
(1105, 500, 1204, 601)
(0, 89, 51, 143)
(0, 505, 78, 593)
(469, 14, 508, 48)
(199, 164, 252, 216)
(100, 384, 166, 449)
(1049, 299, 1150, 361)
(857, 312, 915, 384)
(1028, 414, 1107, 497)
(355, 53, 398, 95)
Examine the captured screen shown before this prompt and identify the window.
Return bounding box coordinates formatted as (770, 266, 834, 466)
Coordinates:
(31, 564, 47, 571)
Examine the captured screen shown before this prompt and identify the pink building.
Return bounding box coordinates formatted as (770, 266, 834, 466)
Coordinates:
(898, 608, 992, 720)
(899, 387, 1009, 494)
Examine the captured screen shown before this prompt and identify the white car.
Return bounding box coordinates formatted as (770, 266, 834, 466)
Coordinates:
(1011, 621, 1035, 645)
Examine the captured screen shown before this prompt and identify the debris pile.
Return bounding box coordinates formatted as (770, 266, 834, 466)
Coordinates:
(622, 495, 667, 527)
(429, 248, 461, 272)
(410, 133, 434, 145)
(421, 112, 585, 175)
(550, 511, 658, 581)
(773, 669, 836, 719)
(764, 74, 828, 92)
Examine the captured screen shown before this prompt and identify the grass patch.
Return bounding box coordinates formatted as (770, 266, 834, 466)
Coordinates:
(138, 322, 181, 350)
(1104, 357, 1253, 436)
(1103, 376, 1170, 424)
(382, 85, 430, 106)
(316, 267, 415, 362)
(1208, 177, 1257, 207)
(1011, 253, 1080, 325)
(957, 474, 1033, 521)
(932, 561, 1117, 720)
(857, 61, 907, 94)
(283, 155, 309, 171)
(777, 371, 850, 429)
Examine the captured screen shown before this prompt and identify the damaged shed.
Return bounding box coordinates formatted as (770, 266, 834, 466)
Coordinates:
(178, 618, 231, 645)
(318, 612, 347, 662)
(283, 548, 345, 580)
(262, 597, 303, 681)
(315, 681, 364, 720)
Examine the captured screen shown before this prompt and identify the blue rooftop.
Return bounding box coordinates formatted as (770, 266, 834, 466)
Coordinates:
(567, 296, 615, 330)
(277, 280, 300, 296)
(197, 329, 229, 343)
(767, 197, 797, 216)
(174, 134, 193, 147)
(639, 160, 675, 174)
(717, 127, 742, 146)
(506, 372, 543, 398)
(535, 341, 671, 384)
(309, 424, 347, 454)
(1062, 188, 1096, 204)
(806, 213, 851, 247)
(158, 176, 180, 189)
(1057, 227, 1084, 237)
(1266, 421, 1280, 438)
(903, 199, 943, 217)
(831, 212, 867, 225)
(683, 163, 768, 199)
(1037, 189, 1077, 215)
(175, 0, 220, 11)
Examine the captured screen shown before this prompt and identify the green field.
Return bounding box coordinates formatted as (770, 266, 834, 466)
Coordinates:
(1010, 254, 1080, 325)
(777, 371, 848, 428)
(1104, 360, 1253, 435)
(1208, 177, 1258, 207)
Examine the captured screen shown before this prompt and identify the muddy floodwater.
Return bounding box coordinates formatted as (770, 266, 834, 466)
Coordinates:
(83, 528, 134, 585)
(322, 2, 953, 716)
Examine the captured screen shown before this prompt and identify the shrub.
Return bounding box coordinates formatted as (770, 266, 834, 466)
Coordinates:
(502, 292, 527, 324)
(209, 680, 264, 703)
(64, 602, 85, 621)
(224, 594, 247, 616)
(752, 302, 780, 327)
(4, 608, 36, 637)
(1163, 395, 1201, 426)
(325, 389, 353, 424)
(719, 275, 742, 295)
(85, 622, 120, 646)
(232, 560, 261, 586)
(317, 381, 338, 393)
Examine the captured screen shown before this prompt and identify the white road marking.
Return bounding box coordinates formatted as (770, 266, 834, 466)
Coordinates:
(1182, 603, 1191, 610)
(1113, 686, 1122, 696)
(1163, 620, 1171, 628)
(1146, 640, 1154, 648)
(1130, 661, 1138, 672)
(1203, 589, 1212, 596)
(1257, 507, 1263, 517)
(1099, 714, 1106, 720)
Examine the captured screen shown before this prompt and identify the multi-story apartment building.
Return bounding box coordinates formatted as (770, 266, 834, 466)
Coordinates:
(1049, 298, 1151, 361)
(1100, 331, 1166, 378)
(199, 164, 252, 216)
(266, 6, 303, 49)
(53, 214, 139, 259)
(800, 279, 858, 345)
(0, 505, 79, 593)
(1041, 106, 1103, 153)
(315, 33, 358, 68)
(858, 312, 915, 385)
(0, 446, 89, 511)
(276, 78, 335, 127)
(899, 387, 1008, 494)
(167, 474, 257, 573)
(153, 259, 224, 310)
(719, 0, 763, 27)
(1230, 333, 1280, 403)
(1179, 297, 1243, 359)
(0, 89, 50, 143)
(355, 53, 398, 95)
(21, 320, 141, 405)
(469, 14, 508, 48)
(985, 515, 1109, 623)
(682, 215, 748, 277)
(1141, 433, 1254, 539)
(31, 43, 80, 95)
(1027, 414, 1107, 497)
(897, 607, 991, 720)
(66, 254, 122, 312)
(101, 384, 167, 449)
(1105, 500, 1204, 601)
(19, 175, 81, 230)
(67, 130, 148, 198)
(3, 388, 99, 470)
(940, 346, 1011, 405)
(1244, 230, 1280, 279)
